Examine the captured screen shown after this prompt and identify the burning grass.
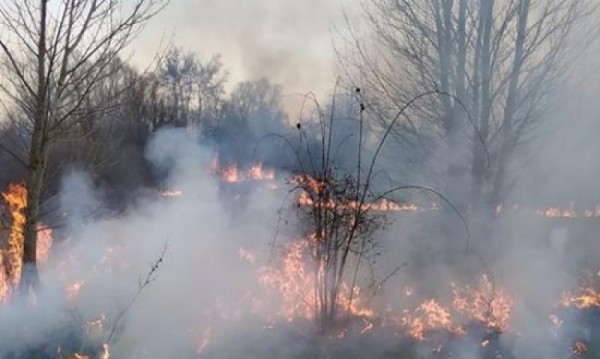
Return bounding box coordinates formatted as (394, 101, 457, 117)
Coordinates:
(2, 160, 600, 358)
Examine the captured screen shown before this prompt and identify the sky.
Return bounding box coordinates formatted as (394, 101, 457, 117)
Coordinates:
(133, 0, 359, 98)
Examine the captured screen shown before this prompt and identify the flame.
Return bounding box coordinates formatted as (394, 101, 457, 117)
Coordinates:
(402, 299, 463, 341)
(497, 202, 600, 218)
(36, 225, 53, 263)
(100, 343, 110, 359)
(255, 237, 373, 323)
(394, 275, 512, 342)
(294, 175, 421, 213)
(561, 286, 600, 309)
(196, 327, 212, 354)
(211, 155, 276, 183)
(549, 314, 563, 329)
(572, 341, 588, 356)
(67, 343, 109, 359)
(1, 182, 27, 290)
(452, 275, 513, 332)
(87, 314, 107, 336)
(238, 247, 256, 265)
(0, 183, 56, 302)
(221, 164, 242, 183)
(258, 240, 315, 321)
(360, 320, 374, 334)
(159, 190, 183, 198)
(66, 280, 85, 301)
(535, 202, 577, 218)
(248, 163, 275, 181)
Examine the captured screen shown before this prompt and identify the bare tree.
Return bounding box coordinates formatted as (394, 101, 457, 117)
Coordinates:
(267, 88, 467, 333)
(157, 48, 227, 130)
(0, 0, 169, 295)
(342, 0, 596, 213)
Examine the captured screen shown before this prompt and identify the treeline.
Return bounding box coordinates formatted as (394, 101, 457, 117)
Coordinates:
(0, 48, 289, 201)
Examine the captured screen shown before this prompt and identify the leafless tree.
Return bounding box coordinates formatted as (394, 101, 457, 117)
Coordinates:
(0, 0, 169, 295)
(157, 48, 227, 129)
(342, 0, 596, 213)
(269, 88, 467, 333)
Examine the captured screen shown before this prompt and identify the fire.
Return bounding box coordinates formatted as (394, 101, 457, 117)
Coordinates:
(210, 155, 276, 183)
(294, 175, 421, 213)
(1, 182, 27, 290)
(298, 191, 420, 213)
(535, 202, 577, 218)
(257, 240, 316, 321)
(252, 237, 373, 323)
(66, 280, 85, 301)
(159, 189, 183, 198)
(360, 320, 374, 334)
(100, 344, 111, 359)
(549, 314, 563, 329)
(37, 225, 53, 263)
(561, 286, 600, 309)
(221, 164, 242, 183)
(497, 202, 600, 218)
(402, 299, 463, 341)
(0, 183, 56, 301)
(196, 327, 212, 354)
(87, 314, 107, 336)
(238, 247, 256, 265)
(67, 345, 109, 359)
(248, 163, 275, 181)
(452, 275, 513, 332)
(572, 341, 588, 356)
(393, 275, 512, 342)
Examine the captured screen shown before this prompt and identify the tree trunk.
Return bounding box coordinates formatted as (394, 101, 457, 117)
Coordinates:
(489, 0, 530, 209)
(20, 140, 46, 294)
(471, 0, 494, 210)
(20, 0, 48, 295)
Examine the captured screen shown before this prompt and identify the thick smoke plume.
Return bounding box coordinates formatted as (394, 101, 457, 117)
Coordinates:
(2, 115, 599, 358)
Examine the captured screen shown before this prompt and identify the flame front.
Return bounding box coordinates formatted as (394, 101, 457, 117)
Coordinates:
(0, 183, 54, 302)
(211, 155, 276, 183)
(402, 299, 463, 341)
(452, 274, 513, 332)
(561, 278, 600, 309)
(1, 182, 27, 292)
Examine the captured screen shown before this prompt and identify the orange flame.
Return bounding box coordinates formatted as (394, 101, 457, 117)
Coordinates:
(0, 183, 55, 302)
(452, 275, 513, 332)
(211, 155, 276, 183)
(294, 175, 421, 213)
(255, 237, 373, 323)
(561, 286, 600, 309)
(1, 183, 27, 290)
(402, 299, 463, 341)
(248, 163, 275, 181)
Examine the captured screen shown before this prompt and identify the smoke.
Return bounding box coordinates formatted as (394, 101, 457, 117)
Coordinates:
(3, 93, 600, 359)
(0, 128, 289, 358)
(135, 0, 356, 97)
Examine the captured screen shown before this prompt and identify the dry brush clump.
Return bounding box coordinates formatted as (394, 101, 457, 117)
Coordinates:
(261, 88, 467, 335)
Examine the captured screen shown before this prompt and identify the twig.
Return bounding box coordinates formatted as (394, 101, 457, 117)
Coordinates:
(105, 242, 168, 344)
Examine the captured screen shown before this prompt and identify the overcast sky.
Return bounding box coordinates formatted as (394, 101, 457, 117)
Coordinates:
(133, 0, 358, 97)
